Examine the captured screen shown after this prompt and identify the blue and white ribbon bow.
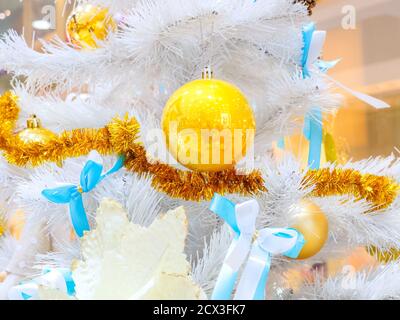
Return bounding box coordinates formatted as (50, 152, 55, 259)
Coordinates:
(210, 194, 305, 300)
(8, 268, 75, 300)
(42, 151, 124, 237)
(302, 23, 328, 170)
(301, 23, 390, 169)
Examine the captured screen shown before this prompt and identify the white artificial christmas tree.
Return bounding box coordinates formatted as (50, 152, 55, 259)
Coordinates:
(0, 0, 399, 300)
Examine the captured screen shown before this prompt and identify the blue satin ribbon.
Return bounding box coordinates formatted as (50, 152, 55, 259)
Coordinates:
(277, 138, 285, 150)
(303, 107, 323, 169)
(210, 194, 305, 300)
(42, 268, 76, 296)
(302, 24, 341, 170)
(210, 194, 240, 235)
(316, 59, 340, 73)
(42, 154, 125, 237)
(209, 194, 240, 300)
(301, 23, 323, 170)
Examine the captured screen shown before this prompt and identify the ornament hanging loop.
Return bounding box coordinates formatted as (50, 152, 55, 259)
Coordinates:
(26, 114, 42, 129)
(202, 66, 213, 79)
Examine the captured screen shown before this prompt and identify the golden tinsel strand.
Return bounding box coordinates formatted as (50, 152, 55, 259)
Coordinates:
(366, 246, 400, 264)
(305, 168, 400, 209)
(107, 114, 141, 153)
(122, 145, 267, 201)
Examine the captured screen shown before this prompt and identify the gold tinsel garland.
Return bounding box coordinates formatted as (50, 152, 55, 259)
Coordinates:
(0, 91, 398, 205)
(305, 168, 400, 210)
(294, 0, 317, 15)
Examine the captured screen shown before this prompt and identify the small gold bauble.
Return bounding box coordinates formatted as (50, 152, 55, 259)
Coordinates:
(0, 271, 8, 283)
(0, 215, 6, 237)
(291, 200, 329, 260)
(17, 115, 57, 145)
(162, 69, 256, 172)
(7, 209, 25, 240)
(66, 5, 117, 49)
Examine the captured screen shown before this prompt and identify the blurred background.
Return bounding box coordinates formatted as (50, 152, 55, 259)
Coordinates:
(0, 0, 399, 286)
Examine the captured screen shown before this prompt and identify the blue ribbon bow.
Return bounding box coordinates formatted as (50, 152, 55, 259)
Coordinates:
(42, 152, 125, 237)
(210, 194, 305, 300)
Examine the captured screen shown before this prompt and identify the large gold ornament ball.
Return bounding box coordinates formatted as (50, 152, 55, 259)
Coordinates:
(291, 200, 329, 260)
(66, 5, 117, 49)
(162, 78, 256, 172)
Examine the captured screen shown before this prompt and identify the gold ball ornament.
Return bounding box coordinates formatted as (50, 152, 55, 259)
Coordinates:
(0, 271, 8, 283)
(291, 200, 329, 260)
(17, 115, 57, 145)
(66, 5, 117, 49)
(0, 215, 5, 237)
(162, 69, 256, 172)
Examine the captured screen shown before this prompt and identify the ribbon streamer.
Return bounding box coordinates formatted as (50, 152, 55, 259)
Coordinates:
(210, 194, 305, 300)
(301, 22, 390, 170)
(8, 268, 75, 300)
(42, 151, 124, 237)
(303, 107, 323, 169)
(277, 138, 285, 150)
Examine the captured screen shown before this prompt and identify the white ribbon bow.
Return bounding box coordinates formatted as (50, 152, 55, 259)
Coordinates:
(211, 196, 304, 300)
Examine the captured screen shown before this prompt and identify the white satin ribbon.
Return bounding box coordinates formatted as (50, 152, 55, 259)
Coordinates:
(327, 75, 390, 109)
(210, 195, 305, 300)
(234, 228, 301, 300)
(224, 200, 259, 272)
(307, 30, 326, 71)
(308, 28, 390, 109)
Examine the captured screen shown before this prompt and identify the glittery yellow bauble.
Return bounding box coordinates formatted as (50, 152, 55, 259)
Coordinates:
(291, 200, 329, 260)
(66, 5, 117, 49)
(17, 115, 57, 145)
(162, 76, 256, 172)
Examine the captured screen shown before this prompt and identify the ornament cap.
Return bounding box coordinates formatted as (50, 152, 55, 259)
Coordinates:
(201, 66, 214, 79)
(26, 115, 42, 129)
